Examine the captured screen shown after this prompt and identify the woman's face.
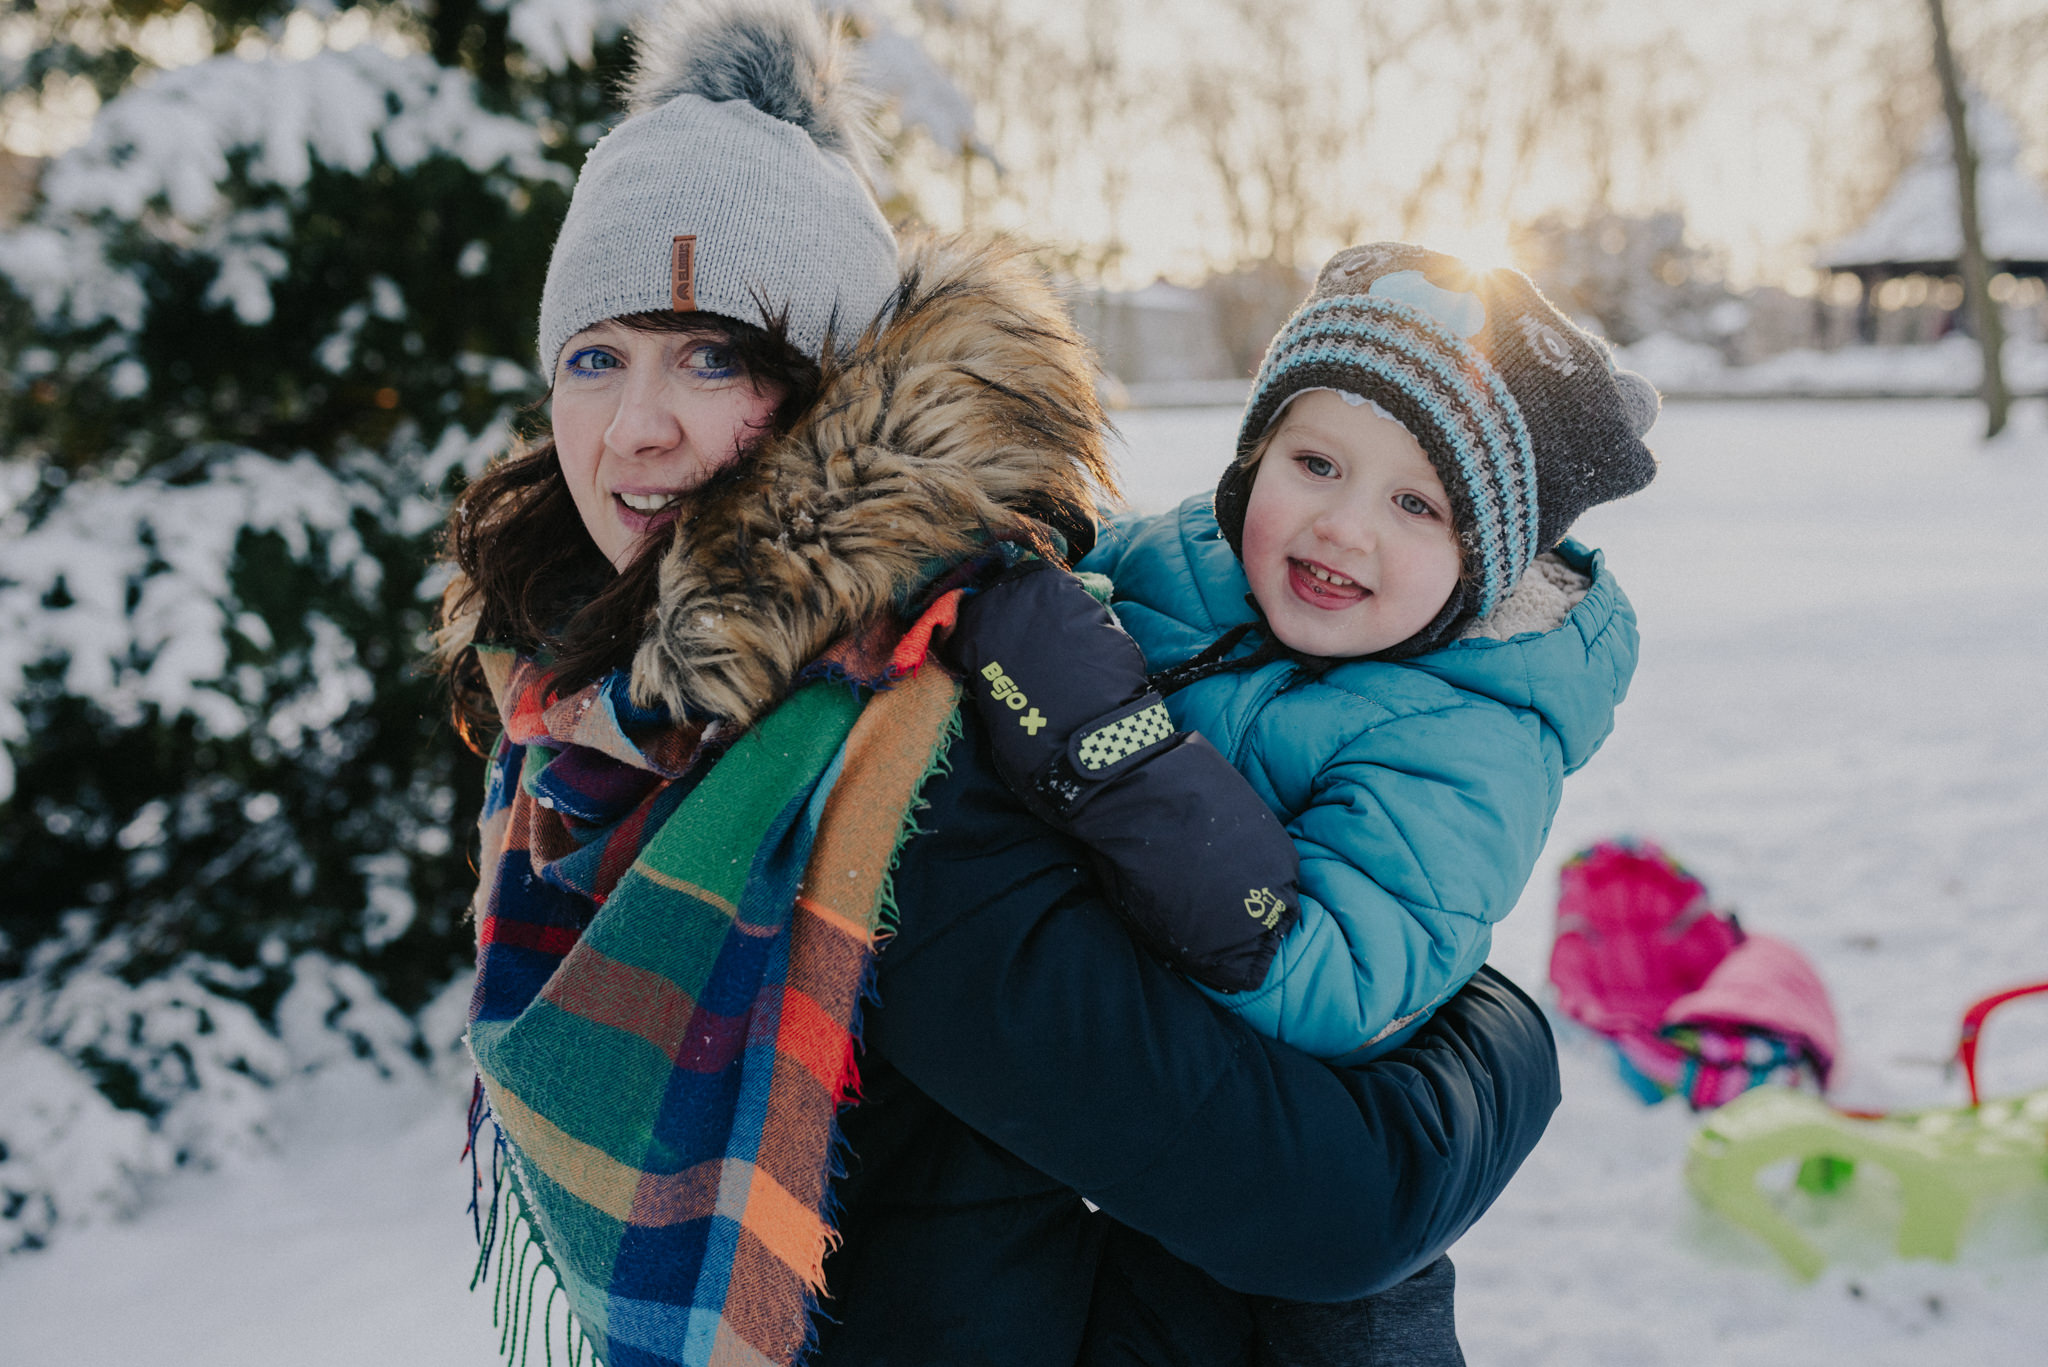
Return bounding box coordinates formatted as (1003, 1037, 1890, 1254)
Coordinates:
(550, 321, 787, 571)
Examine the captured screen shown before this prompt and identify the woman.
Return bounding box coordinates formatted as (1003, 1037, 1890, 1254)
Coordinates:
(438, 5, 1559, 1366)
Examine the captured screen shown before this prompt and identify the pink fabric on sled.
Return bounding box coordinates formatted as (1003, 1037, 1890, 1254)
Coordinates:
(1665, 933, 1840, 1086)
(1548, 840, 1740, 1038)
(1549, 839, 1838, 1108)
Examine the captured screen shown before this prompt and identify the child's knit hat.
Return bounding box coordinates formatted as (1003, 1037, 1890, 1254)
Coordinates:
(1216, 242, 1660, 653)
(535, 0, 899, 375)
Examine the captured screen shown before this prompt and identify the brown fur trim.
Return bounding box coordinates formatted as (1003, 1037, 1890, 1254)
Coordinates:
(628, 233, 1113, 726)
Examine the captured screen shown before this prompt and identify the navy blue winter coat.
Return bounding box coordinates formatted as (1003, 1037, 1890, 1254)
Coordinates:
(813, 710, 1563, 1366)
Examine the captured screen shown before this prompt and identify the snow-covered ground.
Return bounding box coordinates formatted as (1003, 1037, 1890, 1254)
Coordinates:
(1115, 333, 2048, 407)
(4, 398, 2047, 1364)
(1614, 331, 2048, 400)
(1454, 398, 2048, 1365)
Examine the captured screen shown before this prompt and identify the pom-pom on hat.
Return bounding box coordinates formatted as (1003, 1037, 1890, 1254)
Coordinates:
(1216, 242, 1659, 646)
(535, 0, 899, 374)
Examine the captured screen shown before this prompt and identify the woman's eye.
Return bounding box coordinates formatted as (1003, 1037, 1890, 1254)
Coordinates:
(1297, 454, 1337, 478)
(1397, 493, 1438, 517)
(683, 343, 739, 379)
(565, 347, 619, 375)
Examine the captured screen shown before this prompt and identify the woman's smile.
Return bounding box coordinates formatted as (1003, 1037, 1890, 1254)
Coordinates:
(615, 489, 684, 514)
(613, 487, 688, 536)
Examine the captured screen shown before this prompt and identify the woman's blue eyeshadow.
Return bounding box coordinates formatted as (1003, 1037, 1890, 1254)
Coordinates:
(564, 347, 618, 376)
(562, 340, 741, 380)
(684, 343, 739, 379)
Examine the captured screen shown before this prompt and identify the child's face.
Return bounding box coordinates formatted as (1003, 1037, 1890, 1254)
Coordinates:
(1239, 390, 1463, 659)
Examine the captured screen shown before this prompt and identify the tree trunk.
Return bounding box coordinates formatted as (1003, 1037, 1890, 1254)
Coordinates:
(1926, 0, 2010, 438)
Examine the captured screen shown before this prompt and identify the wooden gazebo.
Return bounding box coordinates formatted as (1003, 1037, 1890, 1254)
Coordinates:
(1819, 96, 2048, 342)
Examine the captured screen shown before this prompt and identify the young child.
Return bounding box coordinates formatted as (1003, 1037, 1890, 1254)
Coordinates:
(941, 241, 1659, 1364)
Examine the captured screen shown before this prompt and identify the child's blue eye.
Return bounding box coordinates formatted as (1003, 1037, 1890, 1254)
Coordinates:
(683, 343, 740, 380)
(564, 347, 620, 376)
(1297, 454, 1337, 478)
(1397, 493, 1437, 517)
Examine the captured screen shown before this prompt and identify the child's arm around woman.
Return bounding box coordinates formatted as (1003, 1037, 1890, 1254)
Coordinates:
(941, 556, 1305, 993)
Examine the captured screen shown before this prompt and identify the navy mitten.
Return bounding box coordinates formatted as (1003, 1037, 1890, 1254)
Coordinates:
(940, 560, 1300, 992)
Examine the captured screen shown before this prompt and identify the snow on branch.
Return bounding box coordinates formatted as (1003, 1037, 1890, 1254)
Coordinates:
(0, 45, 565, 332)
(0, 936, 286, 1256)
(0, 452, 375, 802)
(488, 0, 652, 71)
(837, 0, 977, 155)
(0, 928, 458, 1257)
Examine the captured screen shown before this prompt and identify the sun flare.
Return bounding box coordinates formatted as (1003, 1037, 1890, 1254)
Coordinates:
(1420, 224, 1521, 275)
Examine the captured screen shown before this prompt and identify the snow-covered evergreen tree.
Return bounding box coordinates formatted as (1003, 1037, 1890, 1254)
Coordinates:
(0, 0, 970, 1255)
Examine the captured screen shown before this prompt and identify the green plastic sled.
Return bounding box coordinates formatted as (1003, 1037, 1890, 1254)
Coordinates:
(1685, 980, 2048, 1279)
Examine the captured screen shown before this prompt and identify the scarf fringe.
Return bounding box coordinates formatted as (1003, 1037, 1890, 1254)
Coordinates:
(466, 1082, 597, 1367)
(871, 700, 963, 938)
(797, 934, 891, 1359)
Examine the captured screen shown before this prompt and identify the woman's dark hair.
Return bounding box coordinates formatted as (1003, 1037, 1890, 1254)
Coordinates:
(436, 311, 821, 751)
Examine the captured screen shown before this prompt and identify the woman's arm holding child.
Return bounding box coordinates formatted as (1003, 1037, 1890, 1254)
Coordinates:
(872, 732, 1563, 1299)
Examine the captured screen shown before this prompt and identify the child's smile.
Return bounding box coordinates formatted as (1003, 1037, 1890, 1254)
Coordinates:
(1287, 556, 1367, 607)
(1239, 390, 1464, 659)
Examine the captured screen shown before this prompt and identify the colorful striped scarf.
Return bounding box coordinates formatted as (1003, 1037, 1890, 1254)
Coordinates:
(464, 600, 962, 1367)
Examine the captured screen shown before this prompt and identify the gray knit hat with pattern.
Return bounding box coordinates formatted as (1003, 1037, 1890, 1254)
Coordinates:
(536, 0, 899, 374)
(1217, 242, 1659, 651)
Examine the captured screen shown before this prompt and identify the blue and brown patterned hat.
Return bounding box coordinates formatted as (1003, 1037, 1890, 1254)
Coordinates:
(1217, 242, 1659, 653)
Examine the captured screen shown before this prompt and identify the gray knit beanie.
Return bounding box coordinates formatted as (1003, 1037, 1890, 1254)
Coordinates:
(1217, 242, 1659, 652)
(536, 0, 900, 375)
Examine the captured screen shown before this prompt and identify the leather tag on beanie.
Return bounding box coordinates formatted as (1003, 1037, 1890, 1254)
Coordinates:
(670, 236, 697, 312)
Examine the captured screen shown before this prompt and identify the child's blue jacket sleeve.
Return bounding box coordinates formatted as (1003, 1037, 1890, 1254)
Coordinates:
(1214, 690, 1557, 1060)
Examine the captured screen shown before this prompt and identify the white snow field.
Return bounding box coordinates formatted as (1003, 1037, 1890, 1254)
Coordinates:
(3, 398, 2047, 1364)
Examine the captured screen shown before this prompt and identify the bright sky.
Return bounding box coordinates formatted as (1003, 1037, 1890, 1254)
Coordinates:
(889, 0, 2047, 292)
(7, 0, 2042, 293)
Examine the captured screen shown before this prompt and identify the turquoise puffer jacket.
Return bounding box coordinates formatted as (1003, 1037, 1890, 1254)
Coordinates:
(1078, 494, 1638, 1061)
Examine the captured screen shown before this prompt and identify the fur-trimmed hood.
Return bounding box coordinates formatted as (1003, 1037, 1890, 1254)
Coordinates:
(611, 234, 1110, 725)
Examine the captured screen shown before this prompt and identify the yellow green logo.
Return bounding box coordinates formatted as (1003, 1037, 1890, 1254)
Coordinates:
(980, 661, 1047, 735)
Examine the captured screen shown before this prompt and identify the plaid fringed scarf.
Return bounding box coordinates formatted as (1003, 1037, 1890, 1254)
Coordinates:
(464, 597, 963, 1367)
